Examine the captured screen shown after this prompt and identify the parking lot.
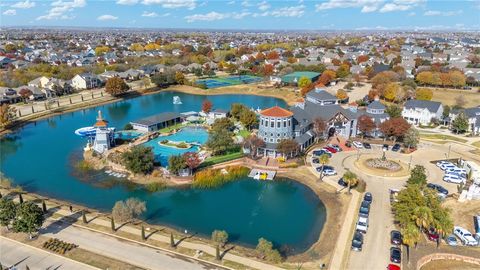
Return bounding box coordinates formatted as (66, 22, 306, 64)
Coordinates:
(308, 140, 478, 270)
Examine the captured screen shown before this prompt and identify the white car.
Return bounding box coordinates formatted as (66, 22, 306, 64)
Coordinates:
(445, 168, 467, 176)
(443, 174, 465, 184)
(356, 216, 369, 233)
(454, 226, 478, 246)
(322, 168, 337, 176)
(352, 141, 363, 148)
(440, 163, 455, 171)
(436, 161, 450, 167)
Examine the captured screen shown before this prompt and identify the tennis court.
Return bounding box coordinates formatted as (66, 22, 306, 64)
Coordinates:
(196, 75, 262, 89)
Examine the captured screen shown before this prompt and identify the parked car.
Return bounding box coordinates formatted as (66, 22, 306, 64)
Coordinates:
(322, 168, 337, 176)
(387, 264, 401, 270)
(443, 174, 466, 184)
(363, 142, 372, 149)
(329, 144, 343, 152)
(312, 149, 332, 157)
(352, 141, 363, 148)
(391, 143, 401, 152)
(427, 183, 449, 196)
(324, 146, 337, 153)
(474, 215, 480, 237)
(390, 189, 400, 204)
(390, 247, 401, 263)
(425, 228, 439, 242)
(436, 160, 451, 167)
(445, 234, 458, 246)
(312, 158, 319, 164)
(316, 165, 334, 172)
(364, 192, 373, 204)
(383, 144, 389, 151)
(359, 201, 370, 217)
(356, 216, 369, 233)
(440, 163, 455, 171)
(351, 231, 364, 251)
(338, 177, 358, 188)
(445, 168, 467, 177)
(345, 141, 352, 148)
(454, 226, 478, 246)
(391, 230, 402, 245)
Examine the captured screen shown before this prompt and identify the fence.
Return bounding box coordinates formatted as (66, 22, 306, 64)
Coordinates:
(15, 90, 107, 118)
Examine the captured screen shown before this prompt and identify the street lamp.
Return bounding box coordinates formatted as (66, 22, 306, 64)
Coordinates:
(382, 147, 387, 161)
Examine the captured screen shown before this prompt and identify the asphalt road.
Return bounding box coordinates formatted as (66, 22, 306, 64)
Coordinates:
(39, 219, 226, 270)
(0, 236, 97, 270)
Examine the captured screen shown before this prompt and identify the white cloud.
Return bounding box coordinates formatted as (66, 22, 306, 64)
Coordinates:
(142, 0, 196, 9)
(379, 3, 411, 12)
(315, 0, 384, 12)
(97, 14, 118, 21)
(185, 11, 250, 22)
(258, 1, 270, 11)
(142, 11, 158, 17)
(11, 0, 36, 9)
(408, 12, 415, 16)
(424, 10, 462, 16)
(227, 1, 235, 4)
(256, 5, 305, 17)
(36, 0, 86, 20)
(241, 0, 252, 7)
(3, 9, 17, 15)
(116, 0, 139, 5)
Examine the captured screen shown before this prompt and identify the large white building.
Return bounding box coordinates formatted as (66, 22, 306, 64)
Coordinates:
(71, 73, 100, 90)
(402, 100, 443, 126)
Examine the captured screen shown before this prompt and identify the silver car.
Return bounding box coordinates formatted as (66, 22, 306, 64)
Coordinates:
(445, 234, 458, 246)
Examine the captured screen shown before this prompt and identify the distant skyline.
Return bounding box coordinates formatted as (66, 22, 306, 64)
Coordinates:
(1, 0, 480, 31)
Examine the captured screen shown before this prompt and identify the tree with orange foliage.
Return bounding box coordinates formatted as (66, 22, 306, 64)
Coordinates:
(202, 99, 212, 113)
(266, 51, 279, 60)
(300, 83, 315, 96)
(357, 115, 376, 139)
(317, 70, 336, 85)
(379, 117, 411, 142)
(449, 70, 466, 88)
(336, 89, 348, 101)
(368, 90, 379, 101)
(331, 59, 341, 66)
(416, 71, 433, 85)
(357, 55, 369, 64)
(255, 52, 265, 61)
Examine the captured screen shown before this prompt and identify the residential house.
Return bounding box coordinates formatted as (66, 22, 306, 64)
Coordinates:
(402, 100, 443, 125)
(71, 73, 100, 90)
(449, 106, 480, 135)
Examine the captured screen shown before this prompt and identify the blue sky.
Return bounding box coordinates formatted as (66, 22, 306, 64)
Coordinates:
(1, 0, 479, 30)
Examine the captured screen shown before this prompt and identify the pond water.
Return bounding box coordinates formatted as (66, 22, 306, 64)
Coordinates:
(0, 90, 326, 252)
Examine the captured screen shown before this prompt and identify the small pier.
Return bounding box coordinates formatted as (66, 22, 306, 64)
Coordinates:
(248, 169, 276, 180)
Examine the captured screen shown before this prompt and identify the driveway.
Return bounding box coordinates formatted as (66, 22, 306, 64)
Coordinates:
(39, 219, 226, 270)
(0, 236, 97, 270)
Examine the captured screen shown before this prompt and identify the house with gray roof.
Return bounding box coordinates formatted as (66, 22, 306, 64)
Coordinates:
(130, 112, 183, 132)
(449, 106, 480, 135)
(360, 99, 389, 137)
(402, 100, 443, 126)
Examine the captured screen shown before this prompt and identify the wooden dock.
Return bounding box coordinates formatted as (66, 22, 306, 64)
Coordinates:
(248, 169, 276, 180)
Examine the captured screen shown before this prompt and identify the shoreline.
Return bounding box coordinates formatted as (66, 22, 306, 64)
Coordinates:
(0, 166, 340, 264)
(1, 84, 298, 136)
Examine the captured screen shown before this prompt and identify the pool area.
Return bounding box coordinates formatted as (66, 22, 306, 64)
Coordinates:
(142, 126, 208, 166)
(0, 91, 326, 251)
(115, 130, 143, 140)
(196, 75, 262, 89)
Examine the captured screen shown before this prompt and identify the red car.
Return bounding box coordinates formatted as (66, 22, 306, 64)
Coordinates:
(425, 228, 439, 242)
(387, 264, 400, 270)
(324, 147, 337, 153)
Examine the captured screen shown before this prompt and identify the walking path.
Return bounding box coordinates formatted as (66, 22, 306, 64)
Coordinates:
(0, 236, 99, 270)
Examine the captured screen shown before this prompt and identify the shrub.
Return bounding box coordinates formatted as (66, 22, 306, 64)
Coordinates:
(122, 145, 155, 174)
(146, 182, 167, 193)
(192, 166, 249, 189)
(123, 123, 133, 130)
(355, 179, 367, 193)
(177, 142, 188, 148)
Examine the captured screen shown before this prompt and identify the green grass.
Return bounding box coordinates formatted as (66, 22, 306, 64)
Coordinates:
(472, 141, 480, 148)
(237, 129, 251, 138)
(419, 133, 468, 143)
(159, 123, 185, 133)
(199, 151, 244, 168)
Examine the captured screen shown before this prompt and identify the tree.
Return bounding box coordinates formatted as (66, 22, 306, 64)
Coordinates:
(342, 171, 358, 193)
(357, 55, 369, 64)
(317, 70, 336, 86)
(152, 70, 176, 87)
(383, 83, 400, 101)
(403, 127, 419, 149)
(211, 230, 229, 248)
(230, 103, 248, 120)
(19, 88, 32, 103)
(141, 225, 146, 240)
(386, 105, 402, 118)
(170, 232, 175, 247)
(122, 145, 155, 174)
(413, 206, 433, 232)
(318, 154, 330, 181)
(0, 198, 16, 229)
(211, 117, 234, 133)
(416, 71, 433, 85)
(82, 210, 87, 224)
(175, 72, 185, 85)
(401, 222, 421, 262)
(105, 77, 129, 96)
(276, 139, 299, 158)
(407, 165, 427, 186)
(202, 99, 212, 113)
(243, 134, 265, 158)
(112, 198, 146, 223)
(312, 117, 327, 141)
(297, 76, 311, 88)
(336, 89, 348, 101)
(95, 46, 111, 56)
(451, 112, 469, 134)
(449, 70, 466, 88)
(239, 109, 258, 130)
(415, 88, 433, 101)
(183, 152, 201, 172)
(0, 104, 17, 127)
(256, 238, 282, 263)
(206, 129, 235, 155)
(336, 64, 350, 78)
(357, 115, 376, 139)
(12, 201, 44, 238)
(168, 154, 186, 175)
(379, 117, 411, 142)
(454, 95, 467, 109)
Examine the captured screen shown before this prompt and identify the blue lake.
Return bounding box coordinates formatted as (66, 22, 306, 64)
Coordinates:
(0, 90, 325, 252)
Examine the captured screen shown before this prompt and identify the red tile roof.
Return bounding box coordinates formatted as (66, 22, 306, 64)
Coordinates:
(260, 106, 293, 117)
(94, 120, 109, 127)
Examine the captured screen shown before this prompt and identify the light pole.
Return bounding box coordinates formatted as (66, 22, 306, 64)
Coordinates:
(408, 155, 413, 170)
(382, 147, 387, 161)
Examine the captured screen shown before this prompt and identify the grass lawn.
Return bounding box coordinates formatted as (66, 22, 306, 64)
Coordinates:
(419, 133, 468, 143)
(430, 88, 480, 107)
(159, 123, 185, 133)
(237, 129, 251, 138)
(472, 141, 480, 148)
(200, 151, 244, 167)
(420, 259, 480, 270)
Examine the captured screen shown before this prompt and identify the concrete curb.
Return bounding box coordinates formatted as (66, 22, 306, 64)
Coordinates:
(0, 235, 101, 270)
